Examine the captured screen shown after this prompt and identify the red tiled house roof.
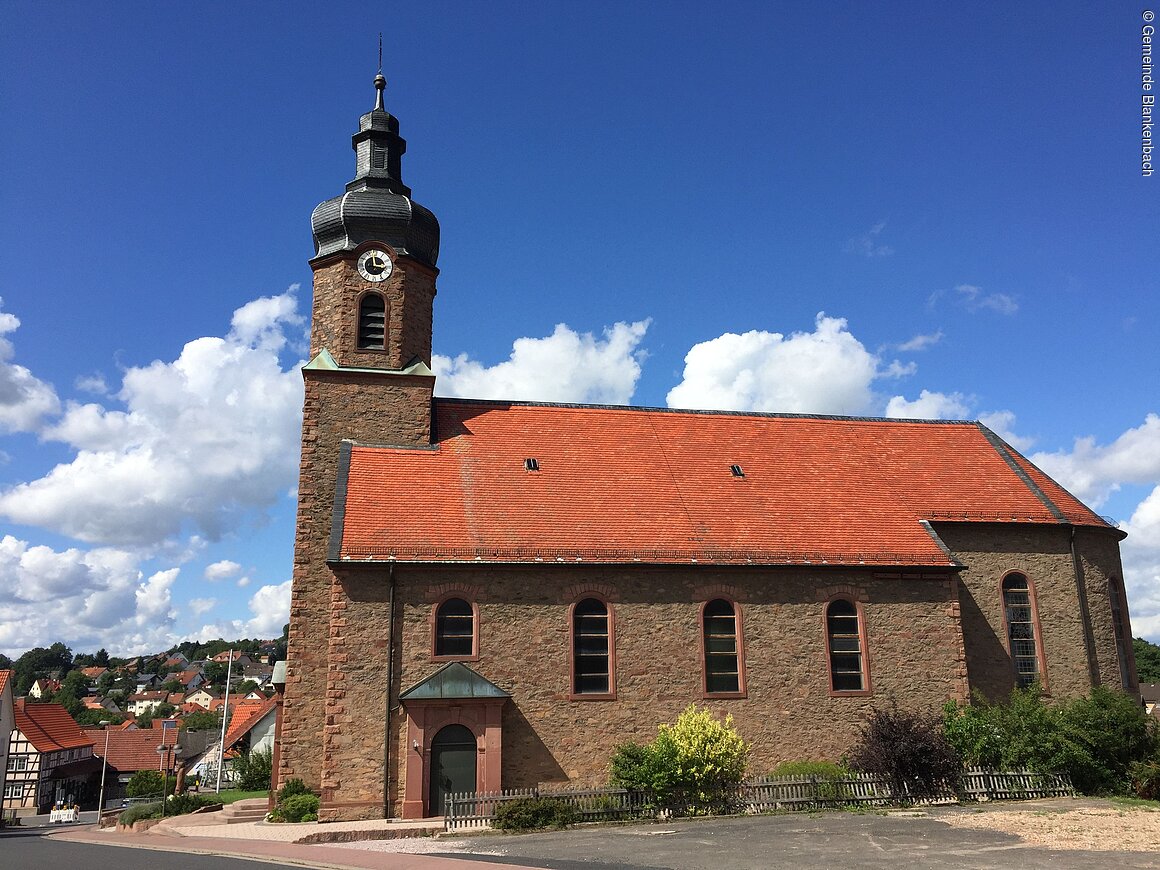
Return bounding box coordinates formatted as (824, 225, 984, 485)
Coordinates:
(335, 401, 1113, 568)
(82, 728, 172, 773)
(14, 699, 95, 752)
(0, 670, 10, 695)
(223, 695, 277, 749)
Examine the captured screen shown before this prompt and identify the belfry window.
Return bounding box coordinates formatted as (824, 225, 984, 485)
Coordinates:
(1002, 573, 1041, 688)
(572, 598, 613, 696)
(357, 293, 386, 349)
(826, 599, 867, 692)
(703, 599, 742, 695)
(434, 598, 475, 658)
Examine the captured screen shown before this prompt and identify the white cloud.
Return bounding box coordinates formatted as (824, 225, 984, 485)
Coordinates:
(1121, 486, 1160, 640)
(237, 576, 251, 588)
(666, 313, 908, 415)
(205, 560, 242, 582)
(433, 320, 650, 405)
(1031, 414, 1160, 507)
(844, 221, 894, 257)
(189, 597, 218, 616)
(952, 283, 1019, 315)
(897, 331, 943, 352)
(0, 299, 60, 433)
(0, 290, 306, 547)
(196, 580, 290, 641)
(978, 410, 1036, 453)
(885, 390, 971, 420)
(0, 536, 182, 657)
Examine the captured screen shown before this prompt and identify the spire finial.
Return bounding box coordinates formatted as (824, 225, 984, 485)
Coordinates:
(374, 33, 386, 111)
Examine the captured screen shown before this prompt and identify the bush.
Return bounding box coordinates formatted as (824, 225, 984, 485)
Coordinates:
(610, 704, 749, 814)
(1131, 756, 1160, 800)
(277, 793, 321, 823)
(277, 778, 311, 803)
(493, 797, 579, 831)
(126, 770, 167, 798)
(232, 746, 274, 791)
(773, 760, 852, 801)
(119, 802, 162, 825)
(849, 704, 961, 801)
(165, 793, 221, 815)
(944, 686, 1158, 795)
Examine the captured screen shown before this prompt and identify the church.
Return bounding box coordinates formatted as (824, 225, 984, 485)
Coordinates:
(278, 74, 1138, 822)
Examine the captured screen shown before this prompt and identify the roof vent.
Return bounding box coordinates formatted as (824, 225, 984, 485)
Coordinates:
(730, 464, 744, 478)
(524, 458, 540, 472)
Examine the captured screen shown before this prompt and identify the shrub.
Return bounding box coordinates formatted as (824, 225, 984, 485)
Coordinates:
(944, 686, 1158, 795)
(126, 770, 167, 798)
(1131, 757, 1160, 800)
(772, 760, 852, 802)
(232, 746, 274, 791)
(165, 792, 221, 815)
(493, 797, 579, 831)
(610, 704, 749, 814)
(848, 704, 961, 801)
(118, 802, 162, 825)
(277, 778, 311, 803)
(278, 793, 321, 823)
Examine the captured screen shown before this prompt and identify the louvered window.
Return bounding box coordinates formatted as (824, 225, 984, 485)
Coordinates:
(435, 598, 475, 658)
(703, 599, 741, 694)
(827, 599, 865, 692)
(572, 598, 612, 695)
(358, 294, 386, 349)
(1003, 574, 1040, 688)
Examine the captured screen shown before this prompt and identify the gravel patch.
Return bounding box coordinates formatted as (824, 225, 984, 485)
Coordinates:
(937, 802, 1160, 851)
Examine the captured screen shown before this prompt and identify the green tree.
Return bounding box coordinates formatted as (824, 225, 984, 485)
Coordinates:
(180, 710, 222, 731)
(1133, 637, 1160, 683)
(74, 708, 127, 727)
(232, 746, 274, 791)
(126, 770, 165, 798)
(234, 679, 260, 696)
(13, 643, 73, 694)
(137, 703, 177, 729)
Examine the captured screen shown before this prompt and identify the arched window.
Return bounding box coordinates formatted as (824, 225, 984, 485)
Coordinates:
(357, 293, 386, 349)
(1109, 577, 1133, 690)
(826, 599, 867, 692)
(434, 598, 475, 658)
(572, 598, 613, 696)
(1002, 573, 1041, 688)
(703, 599, 743, 695)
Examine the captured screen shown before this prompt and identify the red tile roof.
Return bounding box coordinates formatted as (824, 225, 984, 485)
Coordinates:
(338, 401, 1112, 568)
(223, 695, 277, 749)
(0, 670, 11, 696)
(82, 728, 175, 772)
(80, 667, 107, 680)
(14, 699, 95, 753)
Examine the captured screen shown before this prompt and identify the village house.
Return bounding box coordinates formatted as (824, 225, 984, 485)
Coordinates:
(4, 700, 98, 814)
(278, 75, 1139, 821)
(0, 671, 13, 806)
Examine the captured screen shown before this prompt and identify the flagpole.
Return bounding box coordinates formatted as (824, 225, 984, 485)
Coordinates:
(215, 650, 234, 793)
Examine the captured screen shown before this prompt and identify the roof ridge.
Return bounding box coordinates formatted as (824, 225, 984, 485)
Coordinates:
(432, 396, 978, 425)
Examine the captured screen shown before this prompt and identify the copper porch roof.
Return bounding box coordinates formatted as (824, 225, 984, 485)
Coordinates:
(334, 400, 1112, 568)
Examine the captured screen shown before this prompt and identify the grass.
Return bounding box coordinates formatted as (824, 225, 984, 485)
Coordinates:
(208, 788, 269, 804)
(1106, 796, 1160, 811)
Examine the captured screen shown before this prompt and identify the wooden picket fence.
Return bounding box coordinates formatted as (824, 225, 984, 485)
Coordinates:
(443, 768, 1073, 831)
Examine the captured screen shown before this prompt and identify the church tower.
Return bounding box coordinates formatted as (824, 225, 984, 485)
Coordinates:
(279, 73, 439, 815)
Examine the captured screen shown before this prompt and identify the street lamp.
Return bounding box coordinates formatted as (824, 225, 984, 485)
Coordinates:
(96, 721, 111, 816)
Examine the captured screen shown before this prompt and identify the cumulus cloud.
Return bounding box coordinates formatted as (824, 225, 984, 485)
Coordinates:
(666, 313, 911, 415)
(0, 290, 306, 546)
(885, 390, 972, 420)
(0, 300, 60, 432)
(978, 410, 1036, 453)
(1121, 486, 1160, 639)
(196, 580, 291, 641)
(0, 536, 182, 656)
(1030, 414, 1160, 507)
(844, 221, 894, 257)
(433, 320, 650, 405)
(205, 560, 242, 582)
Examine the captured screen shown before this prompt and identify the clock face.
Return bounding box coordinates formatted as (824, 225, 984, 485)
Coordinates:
(357, 249, 393, 282)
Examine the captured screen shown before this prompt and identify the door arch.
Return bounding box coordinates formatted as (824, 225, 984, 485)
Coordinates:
(428, 724, 477, 816)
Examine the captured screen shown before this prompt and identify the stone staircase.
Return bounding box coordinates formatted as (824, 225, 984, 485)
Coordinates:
(220, 798, 269, 824)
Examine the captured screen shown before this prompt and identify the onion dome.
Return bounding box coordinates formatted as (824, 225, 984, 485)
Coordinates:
(311, 73, 440, 267)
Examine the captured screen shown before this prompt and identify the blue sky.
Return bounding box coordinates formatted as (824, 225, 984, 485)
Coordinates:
(1, 1, 1157, 656)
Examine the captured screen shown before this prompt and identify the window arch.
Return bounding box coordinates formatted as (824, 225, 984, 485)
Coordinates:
(357, 293, 386, 349)
(1108, 577, 1133, 690)
(571, 597, 614, 698)
(702, 599, 745, 696)
(433, 597, 476, 659)
(826, 599, 869, 693)
(1002, 573, 1043, 689)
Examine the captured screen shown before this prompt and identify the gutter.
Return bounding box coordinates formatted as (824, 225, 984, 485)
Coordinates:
(383, 562, 396, 817)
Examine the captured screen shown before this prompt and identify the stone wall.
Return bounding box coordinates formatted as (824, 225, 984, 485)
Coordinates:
(325, 563, 966, 816)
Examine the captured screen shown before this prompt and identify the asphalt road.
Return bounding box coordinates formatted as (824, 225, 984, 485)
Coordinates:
(0, 833, 281, 870)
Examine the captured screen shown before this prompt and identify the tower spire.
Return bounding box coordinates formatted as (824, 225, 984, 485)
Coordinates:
(375, 33, 385, 110)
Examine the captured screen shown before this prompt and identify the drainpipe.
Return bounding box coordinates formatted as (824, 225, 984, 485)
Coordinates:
(1068, 524, 1100, 689)
(383, 562, 396, 818)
